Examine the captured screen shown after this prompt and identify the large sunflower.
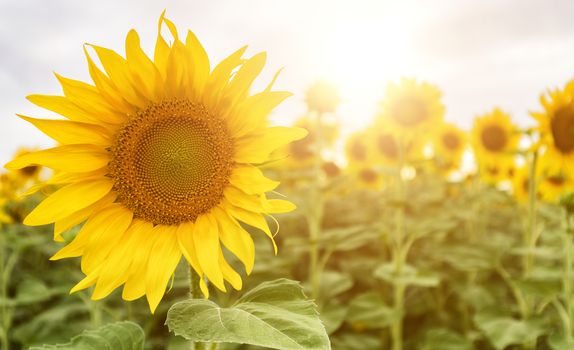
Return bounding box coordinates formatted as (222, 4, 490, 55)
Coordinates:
(5, 14, 306, 313)
(532, 80, 574, 176)
(377, 78, 445, 139)
(471, 108, 519, 182)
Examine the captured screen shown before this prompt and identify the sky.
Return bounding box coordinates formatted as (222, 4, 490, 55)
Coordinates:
(1, 0, 574, 164)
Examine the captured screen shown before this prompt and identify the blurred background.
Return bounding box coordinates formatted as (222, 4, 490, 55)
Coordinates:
(2, 0, 574, 164)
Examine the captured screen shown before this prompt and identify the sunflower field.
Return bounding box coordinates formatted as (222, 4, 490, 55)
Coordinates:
(2, 5, 574, 350)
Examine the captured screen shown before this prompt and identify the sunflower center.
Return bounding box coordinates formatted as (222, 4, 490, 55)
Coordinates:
(19, 165, 40, 178)
(359, 169, 377, 183)
(109, 100, 234, 225)
(442, 132, 460, 150)
(551, 106, 574, 153)
(377, 134, 398, 159)
(350, 140, 367, 161)
(481, 125, 507, 152)
(547, 175, 566, 186)
(391, 96, 427, 127)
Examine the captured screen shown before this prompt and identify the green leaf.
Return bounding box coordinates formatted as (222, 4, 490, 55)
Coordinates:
(319, 301, 347, 334)
(548, 332, 574, 350)
(374, 263, 440, 287)
(346, 292, 400, 329)
(166, 278, 331, 350)
(319, 271, 353, 300)
(474, 313, 546, 350)
(421, 328, 474, 350)
(29, 321, 145, 350)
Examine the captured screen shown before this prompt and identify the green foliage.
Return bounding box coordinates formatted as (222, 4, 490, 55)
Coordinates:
(166, 279, 331, 350)
(28, 321, 144, 350)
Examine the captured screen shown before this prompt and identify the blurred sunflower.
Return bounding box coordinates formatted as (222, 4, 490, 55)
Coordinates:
(431, 122, 467, 175)
(511, 165, 530, 202)
(353, 166, 384, 190)
(305, 80, 340, 114)
(471, 108, 519, 182)
(532, 81, 574, 176)
(11, 148, 43, 184)
(539, 172, 574, 203)
(0, 196, 11, 224)
(377, 78, 445, 139)
(282, 116, 338, 170)
(5, 14, 306, 313)
(345, 130, 371, 167)
(369, 125, 423, 165)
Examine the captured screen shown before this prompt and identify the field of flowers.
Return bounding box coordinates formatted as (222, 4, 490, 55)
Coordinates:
(1, 10, 574, 350)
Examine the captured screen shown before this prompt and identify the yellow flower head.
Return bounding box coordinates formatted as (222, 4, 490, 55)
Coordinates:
(432, 122, 467, 174)
(511, 165, 531, 203)
(5, 14, 306, 313)
(11, 147, 43, 183)
(377, 78, 445, 138)
(539, 171, 574, 204)
(472, 108, 520, 181)
(368, 123, 424, 166)
(305, 80, 340, 114)
(350, 165, 383, 190)
(532, 80, 574, 176)
(345, 130, 371, 168)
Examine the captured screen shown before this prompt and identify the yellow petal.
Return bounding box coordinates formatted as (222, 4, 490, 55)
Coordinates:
(222, 52, 266, 109)
(53, 192, 116, 241)
(228, 91, 292, 138)
(185, 30, 210, 97)
(223, 201, 277, 254)
(69, 265, 103, 294)
(27, 94, 102, 124)
(83, 45, 133, 114)
(122, 221, 158, 301)
(91, 220, 149, 299)
(176, 221, 204, 279)
(87, 44, 146, 108)
(24, 179, 113, 226)
(229, 165, 279, 195)
(213, 206, 255, 274)
(18, 115, 111, 146)
(234, 127, 308, 164)
(219, 249, 242, 291)
(80, 204, 133, 274)
(264, 199, 296, 214)
(193, 214, 226, 291)
(5, 145, 109, 173)
(125, 29, 163, 101)
(204, 46, 247, 109)
(55, 73, 126, 124)
(146, 226, 182, 313)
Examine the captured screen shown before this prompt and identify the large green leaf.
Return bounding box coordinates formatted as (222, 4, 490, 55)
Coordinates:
(166, 278, 331, 350)
(29, 321, 145, 350)
(474, 313, 546, 350)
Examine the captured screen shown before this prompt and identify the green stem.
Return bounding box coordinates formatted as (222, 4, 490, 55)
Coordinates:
(309, 111, 325, 300)
(0, 228, 9, 350)
(390, 138, 407, 350)
(188, 266, 212, 350)
(563, 209, 574, 342)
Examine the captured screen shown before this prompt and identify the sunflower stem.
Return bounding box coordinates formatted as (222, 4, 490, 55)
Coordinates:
(0, 226, 10, 350)
(562, 208, 574, 342)
(390, 138, 407, 350)
(188, 265, 210, 350)
(309, 111, 325, 300)
(522, 150, 539, 350)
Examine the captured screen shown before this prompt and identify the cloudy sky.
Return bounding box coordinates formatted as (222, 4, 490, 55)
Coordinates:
(1, 0, 574, 164)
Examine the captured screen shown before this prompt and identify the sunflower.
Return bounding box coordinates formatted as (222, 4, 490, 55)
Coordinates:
(369, 124, 424, 166)
(511, 165, 531, 203)
(305, 80, 340, 114)
(432, 123, 467, 171)
(345, 130, 371, 168)
(12, 148, 43, 183)
(539, 172, 574, 203)
(348, 165, 383, 190)
(532, 80, 574, 176)
(471, 108, 520, 182)
(5, 14, 306, 313)
(377, 78, 445, 139)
